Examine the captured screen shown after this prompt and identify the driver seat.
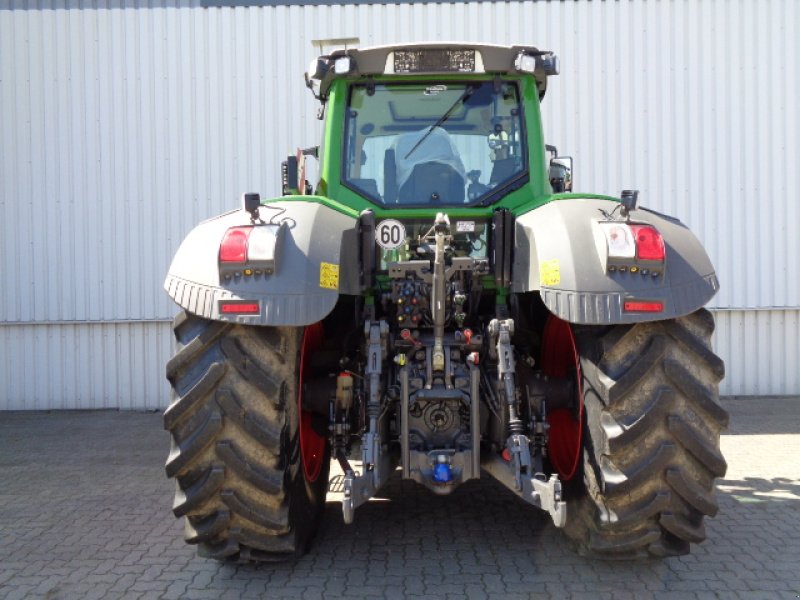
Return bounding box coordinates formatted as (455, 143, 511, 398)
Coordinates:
(398, 162, 465, 204)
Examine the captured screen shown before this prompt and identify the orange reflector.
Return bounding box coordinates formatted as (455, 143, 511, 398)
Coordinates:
(219, 301, 260, 315)
(501, 448, 511, 462)
(623, 300, 664, 313)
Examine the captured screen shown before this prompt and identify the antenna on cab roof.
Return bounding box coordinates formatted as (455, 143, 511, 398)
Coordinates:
(311, 37, 360, 56)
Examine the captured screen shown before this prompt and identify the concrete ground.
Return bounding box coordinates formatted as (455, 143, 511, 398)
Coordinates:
(0, 398, 798, 600)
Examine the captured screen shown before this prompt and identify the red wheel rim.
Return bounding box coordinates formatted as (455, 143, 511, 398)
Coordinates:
(299, 322, 326, 482)
(540, 315, 583, 481)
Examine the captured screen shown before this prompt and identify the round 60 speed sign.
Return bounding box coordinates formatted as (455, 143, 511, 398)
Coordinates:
(375, 219, 406, 250)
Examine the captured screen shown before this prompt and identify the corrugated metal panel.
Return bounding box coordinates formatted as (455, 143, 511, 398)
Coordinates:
(713, 309, 800, 397)
(0, 322, 172, 410)
(1, 1, 798, 406)
(1, 309, 794, 409)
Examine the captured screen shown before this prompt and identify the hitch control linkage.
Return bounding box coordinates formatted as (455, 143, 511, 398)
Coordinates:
(341, 320, 392, 524)
(485, 317, 568, 527)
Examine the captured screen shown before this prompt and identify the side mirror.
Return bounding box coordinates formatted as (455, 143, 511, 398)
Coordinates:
(283, 148, 318, 196)
(549, 156, 573, 193)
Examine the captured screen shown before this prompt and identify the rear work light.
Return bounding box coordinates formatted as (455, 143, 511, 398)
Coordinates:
(220, 226, 252, 263)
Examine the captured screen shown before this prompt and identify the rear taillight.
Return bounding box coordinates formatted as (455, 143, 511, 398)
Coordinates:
(599, 222, 665, 262)
(629, 224, 665, 261)
(220, 226, 253, 263)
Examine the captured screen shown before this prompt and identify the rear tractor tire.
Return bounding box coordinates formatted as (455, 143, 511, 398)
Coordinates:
(164, 311, 330, 562)
(561, 309, 728, 558)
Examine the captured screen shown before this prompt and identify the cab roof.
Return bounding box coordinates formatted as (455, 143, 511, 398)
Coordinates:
(306, 42, 559, 102)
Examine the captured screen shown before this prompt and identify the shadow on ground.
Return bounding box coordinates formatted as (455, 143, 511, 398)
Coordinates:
(722, 397, 800, 435)
(718, 476, 800, 505)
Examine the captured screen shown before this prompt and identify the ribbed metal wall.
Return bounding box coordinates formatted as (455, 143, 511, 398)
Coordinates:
(1, 0, 797, 408)
(0, 322, 172, 410)
(0, 312, 795, 409)
(713, 310, 800, 397)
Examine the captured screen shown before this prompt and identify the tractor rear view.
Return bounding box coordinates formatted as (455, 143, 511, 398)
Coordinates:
(163, 43, 727, 562)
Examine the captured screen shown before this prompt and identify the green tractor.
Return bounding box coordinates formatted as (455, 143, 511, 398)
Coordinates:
(163, 43, 728, 562)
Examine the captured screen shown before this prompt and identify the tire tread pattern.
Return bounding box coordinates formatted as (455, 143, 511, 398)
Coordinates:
(163, 311, 328, 562)
(565, 309, 728, 559)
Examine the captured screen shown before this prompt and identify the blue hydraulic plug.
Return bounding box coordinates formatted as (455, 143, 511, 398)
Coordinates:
(433, 462, 452, 483)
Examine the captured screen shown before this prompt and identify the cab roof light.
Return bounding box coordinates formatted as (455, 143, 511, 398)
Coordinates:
(515, 51, 559, 75)
(307, 57, 328, 81)
(514, 53, 537, 74)
(220, 226, 253, 263)
(541, 53, 560, 76)
(333, 56, 353, 75)
(629, 224, 666, 261)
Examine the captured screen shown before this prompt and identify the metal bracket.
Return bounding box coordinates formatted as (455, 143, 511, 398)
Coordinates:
(481, 455, 567, 528)
(340, 320, 391, 525)
(506, 433, 532, 490)
(529, 474, 567, 528)
(340, 447, 393, 525)
(340, 466, 364, 524)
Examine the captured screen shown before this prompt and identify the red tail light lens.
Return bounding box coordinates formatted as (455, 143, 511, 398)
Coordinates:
(629, 224, 665, 261)
(623, 300, 664, 313)
(220, 227, 253, 263)
(219, 301, 260, 314)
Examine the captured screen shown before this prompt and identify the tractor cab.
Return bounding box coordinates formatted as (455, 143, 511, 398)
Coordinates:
(300, 43, 560, 211)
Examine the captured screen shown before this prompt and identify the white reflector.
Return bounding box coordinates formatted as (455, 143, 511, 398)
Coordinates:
(247, 225, 281, 266)
(599, 222, 636, 259)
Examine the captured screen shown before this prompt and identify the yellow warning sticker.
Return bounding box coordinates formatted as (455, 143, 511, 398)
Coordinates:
(319, 262, 340, 290)
(540, 259, 561, 286)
